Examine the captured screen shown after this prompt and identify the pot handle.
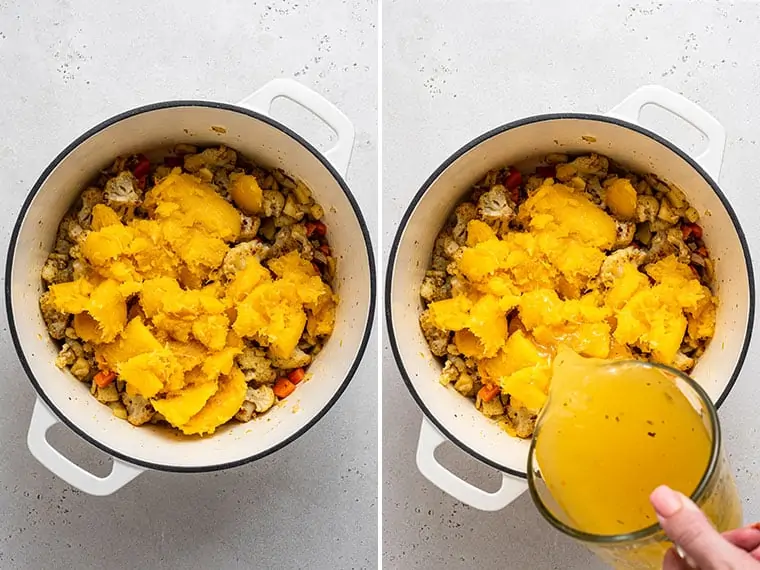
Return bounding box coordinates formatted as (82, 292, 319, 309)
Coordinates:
(27, 399, 144, 496)
(236, 78, 355, 177)
(416, 418, 528, 511)
(607, 84, 726, 180)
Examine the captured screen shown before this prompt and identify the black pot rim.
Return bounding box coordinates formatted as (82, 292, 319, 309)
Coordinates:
(6, 99, 377, 474)
(385, 112, 755, 480)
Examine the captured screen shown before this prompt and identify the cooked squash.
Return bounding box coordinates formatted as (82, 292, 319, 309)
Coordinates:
(229, 173, 263, 214)
(180, 367, 248, 435)
(605, 178, 638, 220)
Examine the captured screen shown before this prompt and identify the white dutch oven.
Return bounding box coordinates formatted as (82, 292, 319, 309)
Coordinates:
(387, 85, 754, 511)
(7, 78, 376, 496)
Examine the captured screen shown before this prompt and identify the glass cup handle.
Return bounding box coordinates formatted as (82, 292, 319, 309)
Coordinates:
(607, 84, 726, 181)
(416, 418, 528, 511)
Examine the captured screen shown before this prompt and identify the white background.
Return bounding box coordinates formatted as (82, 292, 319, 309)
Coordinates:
(383, 1, 760, 568)
(0, 1, 377, 568)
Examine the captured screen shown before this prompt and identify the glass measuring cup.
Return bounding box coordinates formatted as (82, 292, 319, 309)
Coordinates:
(527, 360, 742, 569)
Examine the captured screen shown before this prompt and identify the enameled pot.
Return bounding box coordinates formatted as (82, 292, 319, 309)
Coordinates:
(7, 78, 376, 495)
(386, 85, 754, 511)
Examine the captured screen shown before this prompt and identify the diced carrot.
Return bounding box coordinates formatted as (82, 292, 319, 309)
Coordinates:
(273, 378, 296, 399)
(94, 370, 116, 388)
(504, 168, 522, 190)
(683, 223, 703, 240)
(318, 244, 330, 256)
(478, 384, 501, 403)
(535, 165, 555, 178)
(288, 368, 306, 384)
(133, 155, 151, 178)
(696, 246, 708, 257)
(305, 222, 317, 237)
(312, 221, 327, 237)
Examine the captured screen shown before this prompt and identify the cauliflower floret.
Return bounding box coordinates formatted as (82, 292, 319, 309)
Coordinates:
(104, 171, 142, 209)
(613, 220, 636, 249)
(39, 291, 70, 340)
(71, 261, 87, 280)
(247, 386, 276, 412)
(439, 358, 461, 385)
(672, 351, 695, 372)
(420, 270, 451, 303)
(270, 347, 312, 369)
(506, 401, 537, 439)
(556, 154, 609, 182)
(183, 146, 237, 173)
(77, 187, 105, 227)
(222, 241, 270, 278)
(236, 347, 277, 384)
(41, 253, 72, 285)
(524, 175, 545, 196)
(55, 343, 77, 369)
(65, 219, 86, 244)
(636, 195, 660, 223)
(647, 228, 690, 264)
(239, 215, 261, 241)
(268, 224, 313, 260)
(235, 401, 256, 422)
(599, 245, 647, 286)
(121, 392, 155, 426)
(477, 396, 505, 417)
(212, 169, 233, 196)
(430, 231, 460, 271)
(665, 227, 691, 263)
(445, 248, 465, 277)
(477, 185, 515, 235)
(420, 309, 450, 357)
(572, 153, 609, 177)
(262, 190, 285, 217)
(235, 386, 276, 422)
(450, 202, 477, 245)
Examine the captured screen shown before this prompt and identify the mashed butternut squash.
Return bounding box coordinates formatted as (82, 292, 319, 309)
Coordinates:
(421, 162, 717, 438)
(45, 168, 336, 435)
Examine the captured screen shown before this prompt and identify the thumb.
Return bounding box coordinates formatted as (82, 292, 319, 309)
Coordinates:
(651, 485, 751, 569)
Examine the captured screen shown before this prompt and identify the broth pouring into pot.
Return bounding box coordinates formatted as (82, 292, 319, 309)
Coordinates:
(528, 347, 742, 568)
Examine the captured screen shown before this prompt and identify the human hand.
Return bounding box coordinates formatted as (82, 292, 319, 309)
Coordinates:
(650, 485, 760, 569)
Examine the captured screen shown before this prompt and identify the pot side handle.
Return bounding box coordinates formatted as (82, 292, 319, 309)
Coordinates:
(607, 84, 726, 180)
(27, 399, 144, 496)
(237, 78, 356, 177)
(416, 418, 528, 511)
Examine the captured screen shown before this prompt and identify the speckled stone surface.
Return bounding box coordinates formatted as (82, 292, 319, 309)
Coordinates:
(383, 1, 760, 568)
(0, 1, 377, 569)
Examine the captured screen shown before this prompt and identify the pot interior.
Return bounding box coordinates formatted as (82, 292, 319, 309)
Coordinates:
(9, 104, 373, 470)
(389, 116, 753, 475)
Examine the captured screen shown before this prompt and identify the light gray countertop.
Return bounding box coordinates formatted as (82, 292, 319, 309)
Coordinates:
(0, 1, 377, 569)
(383, 1, 760, 568)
